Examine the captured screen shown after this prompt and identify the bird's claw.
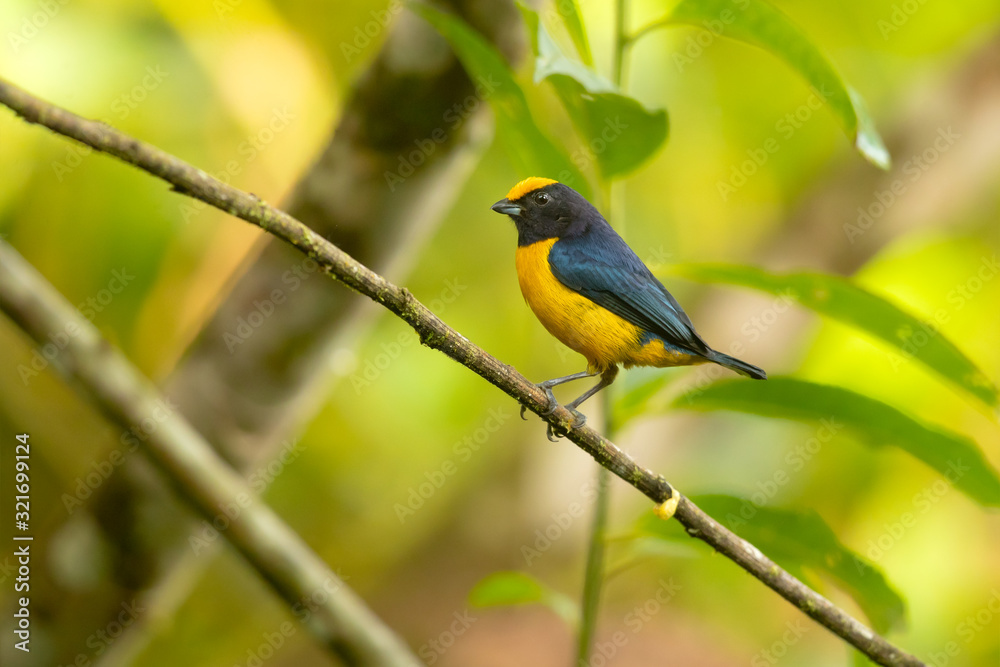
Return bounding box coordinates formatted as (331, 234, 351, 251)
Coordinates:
(545, 408, 587, 441)
(521, 384, 558, 420)
(520, 383, 586, 440)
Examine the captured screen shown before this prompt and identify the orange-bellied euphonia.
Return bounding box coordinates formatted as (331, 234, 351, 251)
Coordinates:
(492, 177, 766, 440)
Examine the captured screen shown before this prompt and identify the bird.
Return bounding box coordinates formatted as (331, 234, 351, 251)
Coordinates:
(491, 176, 766, 440)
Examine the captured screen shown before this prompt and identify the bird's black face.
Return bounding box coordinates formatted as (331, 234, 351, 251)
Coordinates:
(491, 182, 595, 246)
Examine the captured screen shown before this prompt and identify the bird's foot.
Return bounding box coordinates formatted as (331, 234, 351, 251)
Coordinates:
(545, 408, 587, 442)
(520, 384, 558, 420)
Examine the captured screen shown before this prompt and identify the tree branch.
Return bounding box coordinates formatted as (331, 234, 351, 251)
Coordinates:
(0, 77, 925, 667)
(0, 241, 420, 666)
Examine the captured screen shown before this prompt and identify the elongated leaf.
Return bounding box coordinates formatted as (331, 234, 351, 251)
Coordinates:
(663, 0, 889, 169)
(469, 571, 579, 626)
(412, 4, 591, 197)
(613, 371, 678, 428)
(521, 7, 668, 178)
(668, 263, 999, 411)
(675, 378, 1000, 507)
(637, 496, 907, 633)
(555, 0, 593, 66)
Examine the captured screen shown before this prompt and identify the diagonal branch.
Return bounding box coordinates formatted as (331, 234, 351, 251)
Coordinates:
(0, 239, 421, 667)
(0, 77, 926, 667)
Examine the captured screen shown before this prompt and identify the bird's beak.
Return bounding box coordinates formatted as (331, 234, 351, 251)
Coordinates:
(491, 199, 523, 217)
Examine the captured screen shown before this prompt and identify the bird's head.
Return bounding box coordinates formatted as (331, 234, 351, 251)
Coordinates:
(491, 177, 596, 246)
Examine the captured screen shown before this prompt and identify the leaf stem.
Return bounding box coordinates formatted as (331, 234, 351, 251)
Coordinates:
(576, 464, 611, 666)
(611, 0, 629, 91)
(626, 17, 673, 47)
(575, 6, 632, 660)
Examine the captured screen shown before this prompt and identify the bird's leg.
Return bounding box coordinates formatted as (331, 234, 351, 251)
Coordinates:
(548, 366, 620, 441)
(520, 369, 598, 421)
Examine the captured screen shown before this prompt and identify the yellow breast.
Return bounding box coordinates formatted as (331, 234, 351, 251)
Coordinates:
(515, 239, 644, 372)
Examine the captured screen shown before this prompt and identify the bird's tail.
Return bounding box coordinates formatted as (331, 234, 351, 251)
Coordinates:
(706, 350, 767, 380)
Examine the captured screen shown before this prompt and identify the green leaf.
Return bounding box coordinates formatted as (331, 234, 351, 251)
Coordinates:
(852, 650, 879, 666)
(469, 571, 579, 627)
(555, 0, 593, 66)
(613, 371, 678, 428)
(606, 536, 700, 580)
(674, 378, 1000, 507)
(412, 4, 591, 198)
(521, 6, 668, 178)
(662, 0, 889, 169)
(668, 263, 999, 411)
(637, 496, 907, 633)
(469, 570, 544, 606)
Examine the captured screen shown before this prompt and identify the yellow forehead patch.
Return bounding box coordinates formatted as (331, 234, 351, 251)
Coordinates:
(506, 177, 558, 201)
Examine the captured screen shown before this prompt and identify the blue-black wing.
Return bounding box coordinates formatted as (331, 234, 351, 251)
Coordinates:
(549, 226, 711, 356)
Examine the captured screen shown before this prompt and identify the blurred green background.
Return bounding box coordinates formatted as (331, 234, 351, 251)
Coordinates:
(1, 0, 999, 665)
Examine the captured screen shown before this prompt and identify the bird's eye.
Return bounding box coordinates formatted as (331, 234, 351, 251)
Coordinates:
(534, 192, 550, 206)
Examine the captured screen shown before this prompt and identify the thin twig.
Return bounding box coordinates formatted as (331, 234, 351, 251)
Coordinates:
(575, 18, 627, 663)
(0, 77, 925, 667)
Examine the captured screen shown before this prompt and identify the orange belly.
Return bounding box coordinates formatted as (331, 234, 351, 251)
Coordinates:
(515, 239, 703, 372)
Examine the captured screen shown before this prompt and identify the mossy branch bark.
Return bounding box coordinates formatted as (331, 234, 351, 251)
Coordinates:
(0, 78, 925, 667)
